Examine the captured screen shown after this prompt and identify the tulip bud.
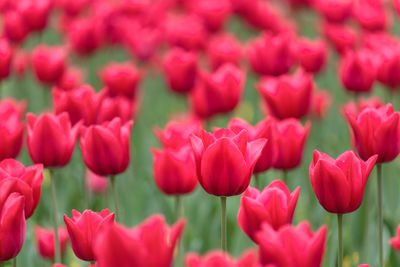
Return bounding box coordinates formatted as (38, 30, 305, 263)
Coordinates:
(185, 249, 258, 267)
(0, 39, 13, 81)
(86, 170, 108, 194)
(390, 225, 400, 254)
(17, 0, 52, 32)
(56, 67, 84, 91)
(310, 89, 332, 119)
(322, 23, 357, 54)
(313, 0, 353, 23)
(32, 45, 67, 85)
(97, 96, 136, 124)
(3, 11, 29, 44)
(293, 38, 328, 74)
(34, 226, 69, 261)
(187, 0, 231, 32)
(206, 33, 242, 71)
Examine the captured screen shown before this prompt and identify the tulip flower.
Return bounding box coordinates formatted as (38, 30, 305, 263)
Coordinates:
(0, 98, 25, 160)
(53, 85, 106, 126)
(313, 0, 353, 23)
(51, 264, 67, 267)
(0, 39, 13, 81)
(187, 0, 232, 32)
(190, 63, 245, 119)
(257, 68, 314, 120)
(310, 89, 332, 119)
(64, 209, 115, 261)
(191, 128, 266, 250)
(293, 38, 328, 74)
(390, 225, 400, 253)
(353, 0, 389, 32)
(13, 50, 30, 77)
(56, 67, 84, 91)
(34, 226, 69, 261)
(185, 249, 258, 267)
(341, 96, 383, 118)
(97, 96, 136, 124)
(58, 0, 90, 16)
(162, 48, 198, 94)
(206, 33, 242, 71)
(256, 222, 327, 267)
(238, 180, 300, 242)
(125, 25, 163, 62)
(17, 0, 52, 33)
(94, 215, 185, 267)
(100, 62, 142, 99)
(86, 170, 108, 194)
(2, 11, 29, 44)
(322, 23, 357, 54)
(377, 47, 400, 90)
(32, 45, 67, 85)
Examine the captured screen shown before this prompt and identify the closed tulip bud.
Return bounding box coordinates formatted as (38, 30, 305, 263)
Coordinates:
(341, 96, 383, 118)
(100, 62, 142, 99)
(27, 112, 80, 168)
(152, 145, 197, 195)
(0, 159, 43, 218)
(339, 50, 378, 93)
(377, 47, 400, 89)
(390, 225, 400, 253)
(17, 0, 52, 32)
(13, 50, 30, 77)
(310, 150, 377, 214)
(3, 11, 29, 44)
(247, 32, 295, 76)
(190, 128, 267, 196)
(80, 118, 133, 176)
(257, 68, 314, 120)
(34, 226, 69, 261)
(188, 0, 231, 32)
(310, 89, 332, 119)
(0, 98, 25, 160)
(238, 181, 300, 242)
(228, 118, 275, 173)
(353, 0, 389, 32)
(256, 222, 327, 267)
(125, 25, 163, 62)
(64, 209, 115, 261)
(322, 23, 357, 54)
(190, 63, 245, 119)
(185, 249, 259, 267)
(94, 215, 185, 267)
(273, 119, 311, 170)
(53, 85, 106, 126)
(56, 67, 84, 91)
(32, 45, 67, 85)
(0, 39, 13, 80)
(162, 48, 198, 94)
(294, 38, 328, 74)
(0, 192, 26, 261)
(86, 170, 108, 194)
(58, 0, 90, 16)
(346, 104, 400, 163)
(313, 0, 353, 23)
(207, 33, 242, 71)
(97, 96, 136, 124)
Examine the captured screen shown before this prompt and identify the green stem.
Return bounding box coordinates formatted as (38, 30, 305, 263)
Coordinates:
(254, 174, 260, 189)
(49, 170, 61, 264)
(83, 172, 88, 209)
(282, 170, 288, 185)
(377, 164, 383, 267)
(110, 175, 120, 222)
(0, 261, 4, 267)
(175, 195, 183, 220)
(337, 214, 343, 267)
(13, 257, 16, 267)
(220, 197, 227, 251)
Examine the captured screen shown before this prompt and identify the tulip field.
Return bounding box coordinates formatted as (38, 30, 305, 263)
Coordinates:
(4, 0, 400, 267)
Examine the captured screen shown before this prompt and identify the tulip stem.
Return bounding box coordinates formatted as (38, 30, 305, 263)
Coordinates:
(175, 195, 183, 220)
(83, 172, 88, 209)
(0, 261, 4, 267)
(377, 164, 383, 267)
(282, 170, 288, 185)
(49, 170, 61, 264)
(220, 197, 227, 251)
(337, 214, 343, 267)
(12, 257, 16, 267)
(110, 175, 120, 222)
(254, 174, 260, 189)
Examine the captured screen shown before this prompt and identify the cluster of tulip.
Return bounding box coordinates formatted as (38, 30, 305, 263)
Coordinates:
(2, 0, 400, 266)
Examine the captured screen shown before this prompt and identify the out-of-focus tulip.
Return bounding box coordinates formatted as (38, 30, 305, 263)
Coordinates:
(257, 68, 313, 120)
(310, 150, 377, 213)
(353, 0, 389, 32)
(53, 85, 105, 126)
(80, 118, 133, 176)
(86, 170, 108, 194)
(51, 264, 67, 267)
(34, 226, 69, 261)
(293, 38, 327, 73)
(0, 98, 25, 160)
(272, 119, 311, 170)
(238, 180, 300, 242)
(185, 249, 259, 267)
(13, 50, 30, 77)
(100, 62, 142, 99)
(341, 96, 383, 118)
(56, 67, 84, 91)
(26, 112, 80, 168)
(190, 63, 245, 119)
(94, 215, 185, 267)
(284, 0, 312, 8)
(206, 33, 242, 71)
(32, 45, 67, 85)
(190, 128, 267, 196)
(64, 209, 114, 261)
(152, 145, 197, 195)
(188, 0, 231, 32)
(0, 39, 13, 80)
(322, 23, 357, 54)
(311, 89, 332, 119)
(228, 118, 275, 173)
(124, 25, 163, 62)
(247, 32, 295, 76)
(162, 48, 198, 94)
(57, 0, 90, 16)
(390, 225, 400, 253)
(97, 96, 136, 124)
(346, 104, 400, 163)
(339, 49, 378, 93)
(17, 0, 52, 32)
(2, 11, 29, 44)
(256, 222, 327, 266)
(313, 0, 353, 23)
(377, 47, 400, 89)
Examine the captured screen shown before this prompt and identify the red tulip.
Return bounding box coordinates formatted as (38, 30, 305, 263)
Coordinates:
(34, 226, 69, 261)
(162, 47, 198, 94)
(80, 118, 133, 176)
(185, 249, 259, 267)
(86, 170, 108, 194)
(124, 25, 163, 62)
(377, 47, 400, 89)
(152, 145, 197, 195)
(228, 118, 275, 173)
(94, 215, 185, 267)
(100, 62, 142, 99)
(257, 68, 314, 120)
(188, 0, 231, 32)
(52, 264, 67, 267)
(13, 50, 30, 77)
(64, 209, 115, 261)
(17, 0, 52, 32)
(0, 191, 26, 261)
(339, 49, 378, 93)
(247, 32, 295, 76)
(341, 96, 383, 118)
(238, 180, 300, 242)
(53, 85, 106, 126)
(190, 63, 245, 119)
(322, 23, 357, 54)
(359, 265, 370, 267)
(310, 89, 332, 119)
(32, 45, 67, 85)
(346, 104, 400, 163)
(56, 67, 84, 91)
(272, 119, 311, 170)
(0, 98, 25, 160)
(190, 128, 267, 196)
(0, 39, 13, 80)
(0, 159, 43, 218)
(313, 0, 353, 23)
(97, 96, 136, 124)
(310, 150, 377, 214)
(57, 0, 90, 16)
(293, 38, 328, 74)
(390, 225, 400, 253)
(353, 0, 389, 32)
(256, 222, 327, 267)
(26, 112, 80, 168)
(2, 11, 29, 44)
(206, 33, 242, 71)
